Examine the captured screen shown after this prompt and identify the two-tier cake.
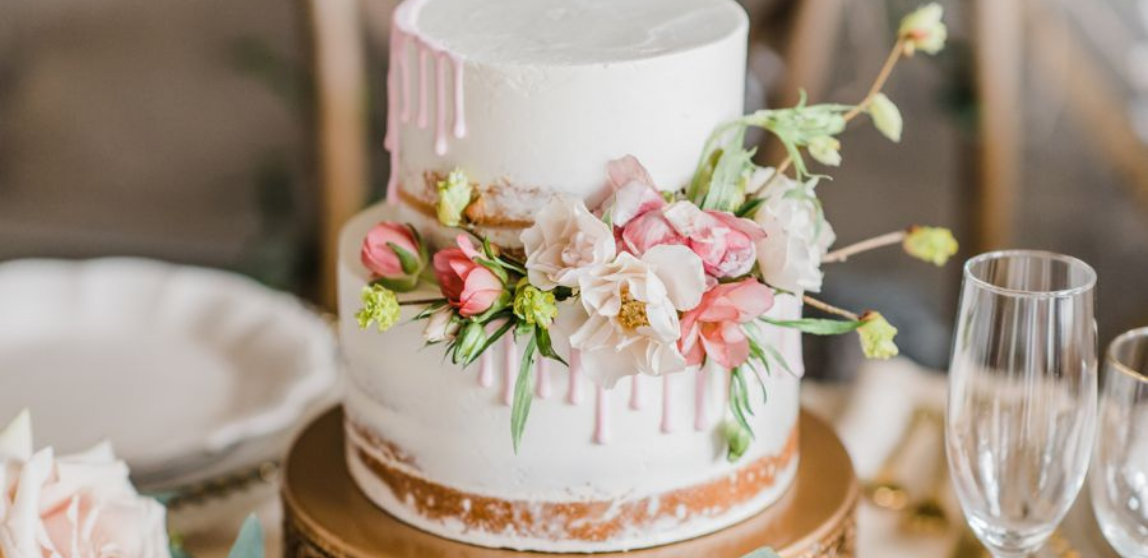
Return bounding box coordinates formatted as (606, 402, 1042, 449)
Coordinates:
(336, 0, 806, 552)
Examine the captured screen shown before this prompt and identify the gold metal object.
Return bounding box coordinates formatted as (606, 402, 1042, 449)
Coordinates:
(902, 410, 951, 535)
(862, 408, 929, 511)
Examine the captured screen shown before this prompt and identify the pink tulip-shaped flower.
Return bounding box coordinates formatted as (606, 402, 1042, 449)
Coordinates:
(679, 279, 775, 369)
(360, 222, 427, 291)
(433, 235, 505, 317)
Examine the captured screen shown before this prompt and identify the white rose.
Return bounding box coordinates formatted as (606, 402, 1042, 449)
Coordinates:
(754, 175, 836, 294)
(422, 306, 459, 343)
(521, 196, 617, 290)
(566, 245, 706, 389)
(0, 411, 170, 558)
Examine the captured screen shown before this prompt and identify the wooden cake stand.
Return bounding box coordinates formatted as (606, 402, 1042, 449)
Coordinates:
(282, 409, 858, 558)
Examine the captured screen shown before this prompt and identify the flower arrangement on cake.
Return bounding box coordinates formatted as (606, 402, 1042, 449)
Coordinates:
(356, 3, 954, 460)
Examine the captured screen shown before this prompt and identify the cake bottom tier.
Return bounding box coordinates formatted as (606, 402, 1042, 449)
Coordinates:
(281, 408, 859, 558)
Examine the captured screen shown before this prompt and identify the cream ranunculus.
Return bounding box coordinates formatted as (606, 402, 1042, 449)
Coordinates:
(566, 245, 706, 389)
(521, 196, 617, 290)
(0, 411, 170, 558)
(754, 175, 836, 294)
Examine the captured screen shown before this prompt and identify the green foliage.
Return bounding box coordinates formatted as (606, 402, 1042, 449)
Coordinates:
(510, 333, 538, 453)
(760, 317, 865, 336)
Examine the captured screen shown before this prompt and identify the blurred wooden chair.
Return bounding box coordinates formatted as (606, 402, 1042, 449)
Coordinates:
(302, 0, 371, 310)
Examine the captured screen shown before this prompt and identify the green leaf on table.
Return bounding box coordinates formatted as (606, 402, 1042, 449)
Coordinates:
(227, 515, 264, 558)
(760, 317, 864, 336)
(510, 333, 538, 454)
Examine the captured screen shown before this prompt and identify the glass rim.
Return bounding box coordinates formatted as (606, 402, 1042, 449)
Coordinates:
(1108, 327, 1148, 384)
(963, 249, 1097, 299)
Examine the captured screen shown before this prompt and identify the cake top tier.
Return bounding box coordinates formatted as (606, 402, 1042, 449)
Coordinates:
(404, 0, 747, 66)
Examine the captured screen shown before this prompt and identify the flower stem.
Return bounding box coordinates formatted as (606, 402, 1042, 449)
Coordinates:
(823, 230, 908, 263)
(399, 298, 447, 307)
(843, 38, 907, 122)
(757, 38, 908, 194)
(802, 295, 860, 321)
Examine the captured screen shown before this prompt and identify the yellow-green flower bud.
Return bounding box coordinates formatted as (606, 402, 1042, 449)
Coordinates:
(903, 226, 958, 266)
(869, 94, 903, 143)
(858, 311, 899, 360)
(807, 136, 842, 167)
(513, 281, 558, 329)
(722, 420, 753, 463)
(436, 168, 473, 227)
(356, 284, 401, 332)
(899, 3, 947, 56)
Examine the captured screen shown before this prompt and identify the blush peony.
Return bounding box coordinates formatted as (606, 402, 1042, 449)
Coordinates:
(521, 196, 616, 290)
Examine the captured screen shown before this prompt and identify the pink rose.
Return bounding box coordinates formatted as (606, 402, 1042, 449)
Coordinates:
(603, 155, 665, 227)
(361, 222, 426, 291)
(679, 279, 775, 369)
(620, 210, 686, 255)
(0, 411, 170, 558)
(433, 235, 505, 317)
(663, 202, 766, 278)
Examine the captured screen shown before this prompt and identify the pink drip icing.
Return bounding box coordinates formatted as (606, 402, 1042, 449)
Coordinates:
(417, 46, 430, 128)
(399, 37, 412, 123)
(434, 53, 449, 155)
(384, 22, 400, 204)
(567, 350, 583, 405)
(593, 386, 610, 444)
(661, 374, 675, 433)
(536, 358, 551, 399)
(502, 335, 517, 406)
(629, 374, 643, 410)
(694, 367, 709, 431)
(478, 350, 494, 387)
(452, 57, 467, 138)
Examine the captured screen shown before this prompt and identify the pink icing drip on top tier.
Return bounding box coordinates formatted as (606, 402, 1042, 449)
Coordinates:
(593, 386, 610, 445)
(629, 374, 644, 410)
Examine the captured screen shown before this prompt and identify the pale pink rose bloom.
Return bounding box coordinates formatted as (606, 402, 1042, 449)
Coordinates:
(620, 210, 686, 255)
(603, 155, 665, 227)
(565, 245, 706, 388)
(660, 201, 766, 278)
(360, 222, 422, 279)
(0, 412, 170, 558)
(521, 196, 616, 290)
(433, 235, 504, 318)
(679, 279, 775, 369)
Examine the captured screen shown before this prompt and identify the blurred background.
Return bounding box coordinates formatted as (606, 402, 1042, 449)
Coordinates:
(1, 0, 1146, 379)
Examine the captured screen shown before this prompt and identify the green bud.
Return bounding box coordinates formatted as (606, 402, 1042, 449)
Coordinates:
(807, 136, 842, 167)
(898, 3, 947, 56)
(454, 321, 488, 365)
(903, 226, 958, 266)
(858, 311, 899, 360)
(869, 94, 903, 143)
(436, 168, 473, 227)
(722, 420, 753, 462)
(355, 284, 401, 332)
(513, 280, 559, 329)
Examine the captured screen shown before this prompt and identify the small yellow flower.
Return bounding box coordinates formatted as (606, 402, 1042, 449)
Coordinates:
(513, 281, 559, 329)
(903, 226, 959, 266)
(807, 136, 842, 167)
(356, 284, 401, 332)
(858, 311, 899, 360)
(869, 94, 903, 143)
(899, 3, 947, 56)
(436, 168, 473, 227)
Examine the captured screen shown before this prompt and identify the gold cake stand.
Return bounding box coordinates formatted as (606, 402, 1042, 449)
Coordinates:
(282, 409, 858, 558)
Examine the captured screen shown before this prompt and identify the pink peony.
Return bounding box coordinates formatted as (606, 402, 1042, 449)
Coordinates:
(433, 235, 505, 317)
(629, 201, 766, 278)
(603, 155, 665, 227)
(361, 222, 426, 291)
(679, 279, 775, 369)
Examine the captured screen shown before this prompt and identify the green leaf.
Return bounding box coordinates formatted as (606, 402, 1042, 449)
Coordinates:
(534, 327, 568, 366)
(227, 515, 265, 558)
(510, 334, 539, 453)
(387, 242, 423, 276)
(760, 317, 864, 336)
(735, 197, 765, 219)
(476, 257, 511, 284)
(702, 142, 754, 212)
(762, 343, 795, 376)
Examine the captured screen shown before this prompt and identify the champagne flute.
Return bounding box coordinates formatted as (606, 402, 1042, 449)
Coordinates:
(1091, 327, 1148, 557)
(946, 250, 1098, 558)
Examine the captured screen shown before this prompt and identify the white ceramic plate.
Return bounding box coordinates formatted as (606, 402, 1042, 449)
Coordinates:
(0, 258, 338, 484)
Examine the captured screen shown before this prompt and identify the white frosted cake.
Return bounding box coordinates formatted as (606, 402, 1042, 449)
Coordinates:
(338, 0, 804, 552)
